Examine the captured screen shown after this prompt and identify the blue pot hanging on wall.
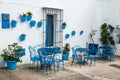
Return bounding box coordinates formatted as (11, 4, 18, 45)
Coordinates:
(20, 15, 27, 22)
(11, 20, 17, 28)
(109, 27, 114, 33)
(80, 30, 84, 35)
(65, 34, 70, 39)
(30, 20, 36, 27)
(27, 15, 32, 21)
(7, 61, 17, 70)
(19, 34, 26, 41)
(62, 25, 66, 30)
(37, 21, 42, 28)
(71, 30, 76, 36)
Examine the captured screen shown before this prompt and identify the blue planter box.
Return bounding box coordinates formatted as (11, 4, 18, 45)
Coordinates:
(11, 21, 17, 28)
(7, 61, 17, 70)
(21, 16, 27, 22)
(15, 48, 25, 57)
(19, 34, 26, 41)
(62, 54, 69, 60)
(27, 15, 32, 21)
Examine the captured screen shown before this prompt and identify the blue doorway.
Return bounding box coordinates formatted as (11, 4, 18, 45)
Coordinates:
(46, 15, 54, 47)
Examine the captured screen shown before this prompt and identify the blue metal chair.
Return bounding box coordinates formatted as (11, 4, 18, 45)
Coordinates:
(53, 47, 64, 71)
(28, 46, 40, 71)
(110, 46, 117, 61)
(71, 46, 83, 67)
(84, 43, 98, 66)
(99, 45, 112, 60)
(38, 48, 55, 75)
(99, 45, 117, 61)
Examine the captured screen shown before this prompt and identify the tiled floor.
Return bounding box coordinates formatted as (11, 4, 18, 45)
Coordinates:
(0, 56, 120, 80)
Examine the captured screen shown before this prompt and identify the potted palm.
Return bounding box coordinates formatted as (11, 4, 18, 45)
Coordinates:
(62, 43, 70, 60)
(0, 43, 25, 70)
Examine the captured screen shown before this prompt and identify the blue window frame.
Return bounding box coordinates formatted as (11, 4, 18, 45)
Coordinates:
(46, 15, 54, 47)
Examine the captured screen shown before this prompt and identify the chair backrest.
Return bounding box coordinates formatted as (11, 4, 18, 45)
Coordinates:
(34, 44, 44, 50)
(111, 46, 117, 55)
(88, 44, 98, 55)
(28, 46, 38, 59)
(72, 46, 82, 59)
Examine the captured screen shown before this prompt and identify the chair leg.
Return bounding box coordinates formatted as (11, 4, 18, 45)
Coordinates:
(57, 62, 60, 72)
(36, 61, 39, 72)
(71, 59, 74, 66)
(90, 60, 92, 67)
(29, 61, 34, 68)
(46, 65, 48, 75)
(94, 59, 95, 66)
(54, 63, 56, 73)
(79, 61, 82, 68)
(63, 61, 65, 71)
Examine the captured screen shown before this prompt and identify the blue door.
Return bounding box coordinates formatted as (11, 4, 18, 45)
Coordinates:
(46, 15, 54, 47)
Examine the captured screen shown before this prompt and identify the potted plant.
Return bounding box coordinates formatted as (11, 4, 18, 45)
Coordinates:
(71, 30, 76, 36)
(11, 20, 17, 28)
(62, 43, 70, 60)
(0, 43, 25, 70)
(109, 24, 114, 33)
(37, 20, 42, 28)
(100, 23, 115, 45)
(20, 13, 27, 22)
(27, 11, 32, 21)
(29, 20, 36, 27)
(62, 22, 67, 30)
(19, 34, 26, 41)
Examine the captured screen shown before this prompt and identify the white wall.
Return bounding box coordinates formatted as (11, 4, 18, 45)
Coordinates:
(0, 0, 120, 67)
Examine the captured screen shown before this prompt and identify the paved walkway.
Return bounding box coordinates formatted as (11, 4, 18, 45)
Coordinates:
(0, 57, 120, 80)
(65, 57, 120, 80)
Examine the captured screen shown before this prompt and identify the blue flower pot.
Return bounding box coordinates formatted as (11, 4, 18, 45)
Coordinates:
(62, 54, 69, 60)
(21, 16, 27, 22)
(15, 48, 25, 57)
(30, 20, 36, 27)
(37, 21, 42, 28)
(71, 31, 76, 36)
(65, 34, 70, 39)
(7, 61, 17, 70)
(109, 28, 114, 33)
(19, 34, 26, 41)
(62, 25, 66, 30)
(27, 15, 32, 21)
(11, 21, 17, 28)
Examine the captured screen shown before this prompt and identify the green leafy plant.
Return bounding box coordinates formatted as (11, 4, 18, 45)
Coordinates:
(100, 23, 115, 45)
(1, 43, 23, 62)
(63, 43, 70, 54)
(27, 11, 32, 16)
(62, 22, 67, 26)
